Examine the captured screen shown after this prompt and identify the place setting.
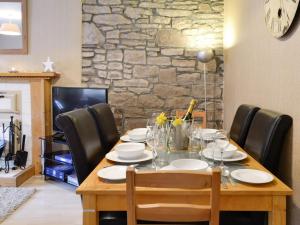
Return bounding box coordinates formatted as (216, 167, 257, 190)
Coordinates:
(201, 142, 248, 162)
(230, 168, 274, 184)
(196, 128, 219, 141)
(105, 142, 153, 164)
(98, 131, 154, 181)
(120, 128, 148, 143)
(196, 129, 273, 186)
(160, 158, 209, 171)
(97, 165, 128, 182)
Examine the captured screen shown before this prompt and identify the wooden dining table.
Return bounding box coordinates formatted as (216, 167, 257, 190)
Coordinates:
(76, 140, 292, 225)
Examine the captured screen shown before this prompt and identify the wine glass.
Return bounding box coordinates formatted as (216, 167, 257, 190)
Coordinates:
(146, 126, 157, 169)
(155, 124, 169, 168)
(146, 112, 160, 128)
(186, 119, 201, 158)
(202, 131, 217, 167)
(215, 129, 230, 174)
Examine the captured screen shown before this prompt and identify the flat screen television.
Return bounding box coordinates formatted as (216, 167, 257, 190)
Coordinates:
(52, 87, 108, 132)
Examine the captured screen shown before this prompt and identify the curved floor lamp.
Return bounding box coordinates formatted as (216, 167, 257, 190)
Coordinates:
(197, 49, 215, 125)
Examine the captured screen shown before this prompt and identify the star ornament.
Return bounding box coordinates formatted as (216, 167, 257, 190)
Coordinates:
(42, 57, 54, 72)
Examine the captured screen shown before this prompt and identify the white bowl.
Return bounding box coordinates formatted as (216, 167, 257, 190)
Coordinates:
(199, 128, 218, 140)
(202, 128, 218, 134)
(212, 141, 237, 158)
(128, 128, 148, 141)
(115, 143, 145, 159)
(170, 159, 208, 170)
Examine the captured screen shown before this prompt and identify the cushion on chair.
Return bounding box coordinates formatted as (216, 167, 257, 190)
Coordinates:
(88, 103, 120, 153)
(55, 108, 106, 184)
(244, 109, 292, 175)
(229, 105, 260, 147)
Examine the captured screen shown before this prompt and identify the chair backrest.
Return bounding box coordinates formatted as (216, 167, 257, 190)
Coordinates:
(55, 108, 105, 184)
(126, 167, 220, 225)
(244, 109, 292, 175)
(88, 103, 120, 153)
(176, 111, 206, 128)
(229, 105, 260, 147)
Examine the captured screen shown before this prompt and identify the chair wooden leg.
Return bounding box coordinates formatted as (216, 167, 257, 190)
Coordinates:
(269, 196, 286, 225)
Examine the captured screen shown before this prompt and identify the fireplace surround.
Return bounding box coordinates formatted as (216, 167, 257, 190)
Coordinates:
(0, 72, 59, 186)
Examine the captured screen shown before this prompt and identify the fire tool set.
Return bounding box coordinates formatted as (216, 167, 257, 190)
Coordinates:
(0, 116, 27, 173)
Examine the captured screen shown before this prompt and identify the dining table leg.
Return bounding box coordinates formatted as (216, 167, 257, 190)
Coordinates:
(269, 196, 286, 225)
(82, 194, 99, 225)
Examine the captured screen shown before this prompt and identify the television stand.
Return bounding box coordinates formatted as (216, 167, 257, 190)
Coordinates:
(52, 132, 66, 142)
(39, 136, 78, 186)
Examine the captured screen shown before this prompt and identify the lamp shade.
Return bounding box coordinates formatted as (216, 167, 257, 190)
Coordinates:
(0, 23, 21, 36)
(197, 49, 215, 63)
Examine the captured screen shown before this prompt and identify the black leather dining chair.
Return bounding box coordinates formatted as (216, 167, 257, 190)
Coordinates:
(55, 108, 127, 225)
(222, 108, 292, 225)
(229, 105, 260, 147)
(244, 109, 292, 175)
(55, 108, 106, 185)
(88, 103, 120, 153)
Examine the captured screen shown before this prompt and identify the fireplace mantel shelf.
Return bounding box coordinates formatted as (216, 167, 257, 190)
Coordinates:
(0, 72, 60, 79)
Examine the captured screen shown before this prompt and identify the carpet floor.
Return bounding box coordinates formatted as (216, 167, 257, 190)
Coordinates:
(0, 187, 35, 223)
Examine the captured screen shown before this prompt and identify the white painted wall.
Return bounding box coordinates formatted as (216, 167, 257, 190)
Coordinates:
(0, 0, 82, 86)
(224, 1, 300, 224)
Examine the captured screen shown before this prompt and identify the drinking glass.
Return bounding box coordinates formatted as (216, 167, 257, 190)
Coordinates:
(215, 129, 230, 174)
(151, 123, 171, 168)
(146, 112, 160, 128)
(186, 119, 201, 158)
(146, 126, 157, 169)
(201, 130, 217, 167)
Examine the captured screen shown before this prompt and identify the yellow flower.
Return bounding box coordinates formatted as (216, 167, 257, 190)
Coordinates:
(156, 112, 167, 126)
(172, 117, 183, 127)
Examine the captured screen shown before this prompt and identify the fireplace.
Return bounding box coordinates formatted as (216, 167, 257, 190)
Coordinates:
(0, 72, 59, 186)
(0, 86, 32, 166)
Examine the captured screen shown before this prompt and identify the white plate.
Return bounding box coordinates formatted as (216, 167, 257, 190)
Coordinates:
(106, 150, 153, 163)
(201, 128, 218, 134)
(160, 165, 177, 171)
(196, 128, 219, 140)
(206, 142, 238, 158)
(120, 135, 145, 143)
(170, 159, 208, 170)
(97, 165, 127, 181)
(202, 148, 247, 162)
(128, 128, 148, 141)
(231, 169, 274, 184)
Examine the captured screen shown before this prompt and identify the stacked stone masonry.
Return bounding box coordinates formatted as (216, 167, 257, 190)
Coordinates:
(82, 0, 224, 129)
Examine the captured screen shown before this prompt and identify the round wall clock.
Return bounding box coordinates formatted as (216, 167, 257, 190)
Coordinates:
(264, 0, 300, 38)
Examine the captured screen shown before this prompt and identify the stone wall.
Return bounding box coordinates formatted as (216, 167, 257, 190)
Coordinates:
(82, 0, 224, 129)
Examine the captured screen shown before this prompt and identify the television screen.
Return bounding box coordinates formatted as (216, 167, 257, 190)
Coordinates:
(52, 87, 108, 132)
